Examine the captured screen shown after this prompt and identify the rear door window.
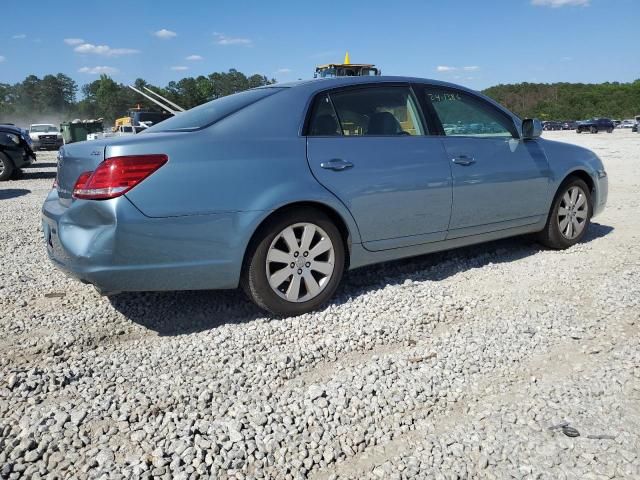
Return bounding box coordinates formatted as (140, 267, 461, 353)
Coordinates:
(307, 94, 341, 136)
(307, 86, 426, 136)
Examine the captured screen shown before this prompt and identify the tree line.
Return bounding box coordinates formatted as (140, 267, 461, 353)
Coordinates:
(0, 69, 275, 126)
(483, 81, 640, 120)
(1, 71, 639, 127)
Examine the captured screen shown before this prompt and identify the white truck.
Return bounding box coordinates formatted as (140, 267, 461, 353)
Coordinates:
(29, 124, 63, 150)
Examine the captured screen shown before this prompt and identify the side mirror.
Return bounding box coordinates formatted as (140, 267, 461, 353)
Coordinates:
(522, 118, 542, 139)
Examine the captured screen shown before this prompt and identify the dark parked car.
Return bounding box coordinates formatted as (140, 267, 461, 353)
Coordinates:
(543, 121, 563, 131)
(0, 123, 36, 181)
(562, 121, 578, 130)
(576, 118, 614, 134)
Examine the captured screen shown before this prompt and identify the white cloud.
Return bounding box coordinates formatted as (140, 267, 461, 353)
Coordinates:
(78, 66, 119, 75)
(276, 68, 291, 74)
(74, 43, 140, 56)
(437, 65, 480, 72)
(0, 56, 5, 63)
(531, 0, 589, 7)
(154, 29, 177, 39)
(64, 38, 84, 45)
(214, 33, 252, 46)
(12, 34, 26, 40)
(186, 54, 203, 61)
(171, 66, 189, 71)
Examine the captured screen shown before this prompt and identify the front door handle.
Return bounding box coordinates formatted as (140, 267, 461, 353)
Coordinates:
(320, 159, 354, 171)
(452, 155, 475, 166)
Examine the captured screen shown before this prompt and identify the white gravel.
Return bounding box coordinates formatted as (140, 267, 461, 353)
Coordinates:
(1, 130, 639, 479)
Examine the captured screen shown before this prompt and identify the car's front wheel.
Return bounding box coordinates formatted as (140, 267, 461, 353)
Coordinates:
(538, 177, 592, 249)
(242, 208, 345, 316)
(0, 153, 15, 181)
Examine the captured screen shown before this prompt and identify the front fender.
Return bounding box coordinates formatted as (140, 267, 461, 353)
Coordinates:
(541, 138, 607, 215)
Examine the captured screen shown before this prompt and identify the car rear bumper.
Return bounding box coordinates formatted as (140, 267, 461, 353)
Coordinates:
(41, 190, 263, 294)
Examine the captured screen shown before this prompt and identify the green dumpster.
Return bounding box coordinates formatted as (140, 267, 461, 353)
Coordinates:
(60, 120, 104, 144)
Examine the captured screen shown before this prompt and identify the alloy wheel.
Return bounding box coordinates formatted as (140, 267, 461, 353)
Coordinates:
(266, 222, 335, 303)
(557, 186, 588, 240)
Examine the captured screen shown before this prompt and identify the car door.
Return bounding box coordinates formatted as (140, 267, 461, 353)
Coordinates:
(419, 85, 552, 238)
(306, 85, 452, 251)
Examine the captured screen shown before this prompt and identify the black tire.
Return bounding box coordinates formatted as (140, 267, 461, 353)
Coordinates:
(606, 128, 613, 133)
(590, 126, 598, 134)
(576, 128, 582, 134)
(242, 207, 346, 316)
(537, 177, 592, 250)
(0, 152, 15, 181)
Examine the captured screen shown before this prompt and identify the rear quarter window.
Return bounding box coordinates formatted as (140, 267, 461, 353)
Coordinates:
(144, 88, 284, 132)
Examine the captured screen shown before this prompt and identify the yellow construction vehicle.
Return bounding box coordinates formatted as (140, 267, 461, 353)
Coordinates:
(111, 87, 185, 132)
(315, 52, 380, 78)
(113, 115, 132, 132)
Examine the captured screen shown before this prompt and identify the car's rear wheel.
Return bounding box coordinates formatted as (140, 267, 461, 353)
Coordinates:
(576, 128, 582, 134)
(537, 177, 592, 249)
(0, 153, 15, 181)
(242, 208, 345, 316)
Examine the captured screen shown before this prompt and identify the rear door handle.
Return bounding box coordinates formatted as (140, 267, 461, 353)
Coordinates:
(320, 159, 354, 171)
(452, 155, 475, 166)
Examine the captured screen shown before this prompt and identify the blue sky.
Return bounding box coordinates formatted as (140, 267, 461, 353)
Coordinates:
(1, 0, 638, 95)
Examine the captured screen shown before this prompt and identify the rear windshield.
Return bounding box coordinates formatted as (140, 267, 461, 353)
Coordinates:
(144, 88, 283, 132)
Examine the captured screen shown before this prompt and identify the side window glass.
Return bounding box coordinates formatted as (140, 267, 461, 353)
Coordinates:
(425, 89, 516, 138)
(307, 94, 341, 136)
(329, 87, 426, 136)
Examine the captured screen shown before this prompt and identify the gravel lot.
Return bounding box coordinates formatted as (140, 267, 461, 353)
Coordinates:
(1, 130, 639, 479)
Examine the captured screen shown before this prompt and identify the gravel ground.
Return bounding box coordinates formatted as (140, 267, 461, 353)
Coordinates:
(1, 130, 639, 479)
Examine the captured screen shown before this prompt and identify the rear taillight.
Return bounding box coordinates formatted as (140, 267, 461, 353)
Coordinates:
(72, 154, 168, 200)
(73, 171, 92, 194)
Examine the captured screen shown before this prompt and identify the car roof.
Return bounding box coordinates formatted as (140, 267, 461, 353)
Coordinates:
(272, 75, 477, 92)
(0, 123, 22, 134)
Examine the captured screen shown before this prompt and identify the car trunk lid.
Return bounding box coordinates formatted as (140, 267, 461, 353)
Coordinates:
(56, 142, 107, 207)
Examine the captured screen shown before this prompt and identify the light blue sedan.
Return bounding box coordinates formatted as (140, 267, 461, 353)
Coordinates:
(42, 77, 608, 315)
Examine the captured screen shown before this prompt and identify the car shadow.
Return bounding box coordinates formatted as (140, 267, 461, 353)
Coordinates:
(0, 188, 31, 200)
(16, 171, 56, 180)
(111, 222, 613, 336)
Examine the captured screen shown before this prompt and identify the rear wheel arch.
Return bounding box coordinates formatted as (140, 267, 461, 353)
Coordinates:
(242, 201, 353, 273)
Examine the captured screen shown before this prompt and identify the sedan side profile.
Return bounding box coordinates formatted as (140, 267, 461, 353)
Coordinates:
(42, 77, 608, 315)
